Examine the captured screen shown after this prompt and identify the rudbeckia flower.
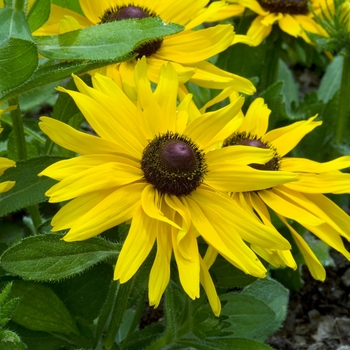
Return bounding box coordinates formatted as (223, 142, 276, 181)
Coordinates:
(223, 0, 330, 45)
(0, 108, 15, 193)
(222, 97, 350, 281)
(33, 0, 255, 93)
(38, 59, 296, 315)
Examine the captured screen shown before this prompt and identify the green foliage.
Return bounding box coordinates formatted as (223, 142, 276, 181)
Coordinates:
(0, 8, 38, 94)
(34, 18, 183, 61)
(27, 0, 51, 32)
(0, 157, 66, 217)
(0, 234, 120, 281)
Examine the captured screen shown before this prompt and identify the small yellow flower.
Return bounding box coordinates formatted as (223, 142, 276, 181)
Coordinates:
(38, 59, 296, 315)
(34, 0, 255, 93)
(222, 97, 350, 281)
(223, 0, 330, 45)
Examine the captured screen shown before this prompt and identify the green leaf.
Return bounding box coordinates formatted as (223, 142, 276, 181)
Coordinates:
(0, 8, 38, 93)
(27, 0, 51, 32)
(35, 18, 183, 60)
(0, 59, 123, 102)
(278, 59, 299, 109)
(178, 337, 274, 350)
(0, 329, 26, 350)
(318, 55, 343, 103)
(10, 280, 79, 335)
(52, 263, 113, 323)
(0, 156, 66, 217)
(220, 293, 275, 341)
(0, 283, 19, 328)
(210, 255, 257, 288)
(0, 234, 120, 281)
(242, 278, 289, 338)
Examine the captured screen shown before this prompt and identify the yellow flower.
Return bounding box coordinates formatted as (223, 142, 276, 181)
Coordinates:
(224, 0, 330, 45)
(34, 0, 255, 93)
(38, 59, 295, 315)
(0, 108, 15, 193)
(222, 97, 350, 281)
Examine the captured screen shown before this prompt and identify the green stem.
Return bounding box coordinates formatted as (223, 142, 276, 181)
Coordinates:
(8, 97, 27, 161)
(13, 0, 26, 11)
(27, 205, 42, 231)
(334, 55, 350, 146)
(102, 280, 134, 350)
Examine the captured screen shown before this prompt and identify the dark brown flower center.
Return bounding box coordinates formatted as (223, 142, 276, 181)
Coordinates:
(100, 5, 163, 58)
(257, 0, 309, 14)
(224, 132, 280, 171)
(141, 132, 207, 196)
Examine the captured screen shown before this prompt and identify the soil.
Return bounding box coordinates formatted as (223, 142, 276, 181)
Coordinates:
(267, 247, 350, 350)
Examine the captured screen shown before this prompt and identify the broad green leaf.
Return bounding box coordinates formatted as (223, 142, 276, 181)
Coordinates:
(10, 281, 79, 335)
(27, 0, 51, 32)
(35, 18, 183, 60)
(242, 278, 289, 338)
(210, 255, 257, 288)
(0, 283, 19, 328)
(52, 264, 113, 323)
(318, 55, 343, 103)
(6, 323, 70, 350)
(0, 156, 66, 217)
(0, 8, 38, 93)
(177, 337, 274, 350)
(220, 293, 275, 341)
(278, 59, 299, 109)
(0, 234, 120, 281)
(0, 59, 123, 102)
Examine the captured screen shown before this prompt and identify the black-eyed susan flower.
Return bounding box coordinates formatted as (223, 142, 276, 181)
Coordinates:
(221, 97, 350, 281)
(223, 0, 330, 45)
(33, 0, 255, 93)
(38, 59, 296, 315)
(0, 108, 15, 193)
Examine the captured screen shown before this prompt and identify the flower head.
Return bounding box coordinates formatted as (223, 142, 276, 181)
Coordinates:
(34, 0, 255, 93)
(223, 0, 330, 45)
(0, 107, 15, 193)
(223, 97, 350, 281)
(39, 59, 296, 315)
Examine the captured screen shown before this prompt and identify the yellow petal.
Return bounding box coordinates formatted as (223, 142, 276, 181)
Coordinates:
(0, 181, 15, 193)
(284, 172, 350, 194)
(0, 157, 15, 174)
(189, 61, 256, 93)
(205, 163, 297, 192)
(184, 96, 244, 152)
(51, 189, 113, 231)
(278, 14, 303, 37)
(264, 116, 321, 157)
(149, 222, 172, 308)
(115, 206, 157, 283)
(281, 156, 350, 173)
(154, 25, 234, 64)
(239, 97, 270, 137)
(280, 216, 325, 281)
(246, 16, 272, 46)
(39, 117, 122, 156)
(200, 257, 221, 316)
(238, 0, 268, 15)
(141, 185, 181, 230)
(172, 224, 200, 300)
(258, 187, 325, 226)
(64, 183, 145, 241)
(45, 162, 143, 202)
(79, 0, 109, 24)
(40, 154, 139, 181)
(58, 15, 81, 34)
